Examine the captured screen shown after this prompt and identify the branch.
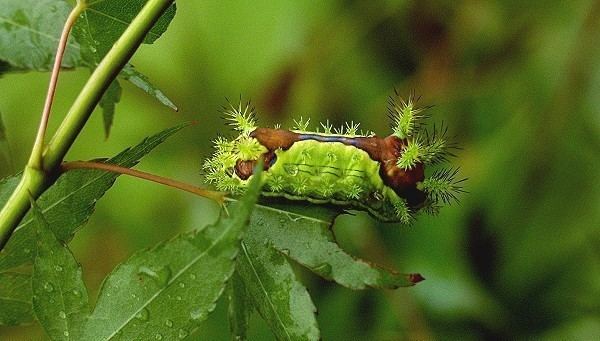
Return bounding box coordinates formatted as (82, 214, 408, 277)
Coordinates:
(61, 161, 226, 204)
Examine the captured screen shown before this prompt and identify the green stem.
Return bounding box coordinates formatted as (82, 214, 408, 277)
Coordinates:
(0, 0, 175, 250)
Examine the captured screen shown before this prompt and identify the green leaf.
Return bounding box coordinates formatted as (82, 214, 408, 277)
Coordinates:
(82, 168, 263, 340)
(250, 202, 418, 289)
(99, 79, 122, 138)
(121, 64, 178, 111)
(73, 0, 176, 66)
(237, 236, 320, 341)
(0, 123, 188, 272)
(0, 0, 83, 70)
(0, 272, 33, 326)
(227, 272, 253, 341)
(30, 199, 89, 341)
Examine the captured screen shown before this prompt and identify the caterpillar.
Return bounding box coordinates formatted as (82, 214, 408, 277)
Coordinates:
(203, 92, 465, 223)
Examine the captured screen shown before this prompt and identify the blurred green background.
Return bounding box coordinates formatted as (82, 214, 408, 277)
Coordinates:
(1, 0, 599, 339)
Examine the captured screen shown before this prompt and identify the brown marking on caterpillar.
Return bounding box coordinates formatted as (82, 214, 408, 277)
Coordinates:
(246, 128, 426, 206)
(235, 151, 277, 180)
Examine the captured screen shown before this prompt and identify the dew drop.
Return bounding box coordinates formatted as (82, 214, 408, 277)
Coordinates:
(43, 282, 54, 292)
(178, 282, 185, 288)
(176, 296, 182, 301)
(155, 333, 163, 340)
(314, 263, 333, 277)
(137, 265, 172, 287)
(23, 248, 31, 254)
(189, 307, 205, 321)
(165, 319, 173, 328)
(54, 265, 63, 272)
(72, 289, 81, 297)
(135, 308, 149, 321)
(59, 311, 66, 319)
(63, 331, 69, 337)
(189, 274, 197, 280)
(178, 329, 189, 339)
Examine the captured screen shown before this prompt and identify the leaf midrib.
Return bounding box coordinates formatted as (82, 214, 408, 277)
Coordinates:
(240, 242, 292, 341)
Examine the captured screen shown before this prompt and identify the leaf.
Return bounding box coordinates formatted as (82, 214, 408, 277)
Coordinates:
(0, 123, 188, 272)
(250, 201, 420, 289)
(73, 0, 176, 67)
(236, 237, 320, 341)
(121, 64, 177, 111)
(227, 272, 253, 341)
(99, 79, 122, 138)
(0, 0, 83, 70)
(0, 272, 33, 326)
(82, 168, 263, 340)
(30, 199, 89, 341)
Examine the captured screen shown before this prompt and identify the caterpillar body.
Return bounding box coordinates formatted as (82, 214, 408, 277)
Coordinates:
(204, 93, 464, 223)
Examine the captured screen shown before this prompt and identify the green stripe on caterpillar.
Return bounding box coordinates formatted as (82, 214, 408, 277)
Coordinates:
(203, 92, 465, 223)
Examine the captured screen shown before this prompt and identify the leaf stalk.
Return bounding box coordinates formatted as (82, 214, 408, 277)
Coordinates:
(60, 161, 226, 204)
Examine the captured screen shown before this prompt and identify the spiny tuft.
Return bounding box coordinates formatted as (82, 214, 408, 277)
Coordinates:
(389, 91, 428, 139)
(420, 168, 466, 205)
(223, 100, 256, 135)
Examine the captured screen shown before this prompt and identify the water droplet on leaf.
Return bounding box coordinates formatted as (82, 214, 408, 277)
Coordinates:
(178, 329, 189, 339)
(314, 263, 333, 277)
(135, 308, 149, 321)
(59, 311, 66, 319)
(138, 265, 171, 287)
(189, 307, 205, 321)
(43, 282, 54, 292)
(165, 319, 173, 328)
(54, 265, 63, 272)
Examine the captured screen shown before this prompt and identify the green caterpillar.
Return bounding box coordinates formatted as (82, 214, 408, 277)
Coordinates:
(203, 93, 464, 223)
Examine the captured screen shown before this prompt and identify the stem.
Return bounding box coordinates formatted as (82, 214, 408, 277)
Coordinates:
(43, 0, 174, 171)
(28, 3, 86, 170)
(61, 161, 226, 204)
(0, 0, 175, 250)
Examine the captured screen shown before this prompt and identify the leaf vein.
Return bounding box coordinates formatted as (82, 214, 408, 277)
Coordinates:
(240, 242, 292, 341)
